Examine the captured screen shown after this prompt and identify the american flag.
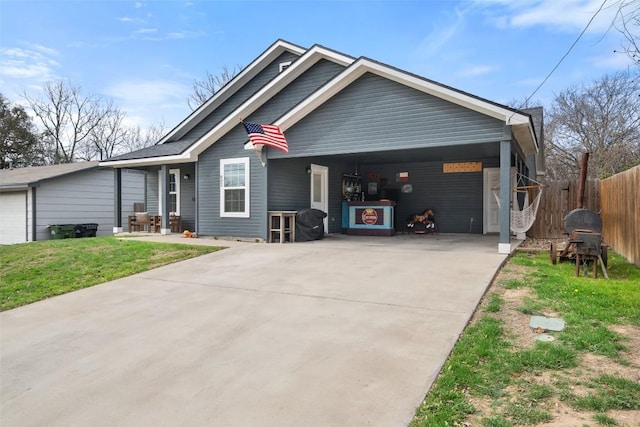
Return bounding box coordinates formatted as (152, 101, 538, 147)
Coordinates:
(242, 122, 289, 153)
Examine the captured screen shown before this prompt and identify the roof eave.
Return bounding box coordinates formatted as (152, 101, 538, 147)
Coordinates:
(0, 184, 30, 192)
(99, 153, 196, 168)
(159, 40, 308, 144)
(272, 57, 539, 156)
(512, 123, 538, 155)
(183, 45, 355, 158)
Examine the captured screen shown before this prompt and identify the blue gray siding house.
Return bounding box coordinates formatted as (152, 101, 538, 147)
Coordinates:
(100, 40, 542, 253)
(0, 162, 145, 244)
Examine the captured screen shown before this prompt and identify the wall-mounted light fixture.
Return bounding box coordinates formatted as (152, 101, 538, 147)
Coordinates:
(183, 174, 190, 180)
(306, 166, 311, 174)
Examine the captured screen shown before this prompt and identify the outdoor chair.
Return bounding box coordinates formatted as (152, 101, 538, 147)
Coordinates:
(169, 215, 183, 233)
(131, 212, 152, 232)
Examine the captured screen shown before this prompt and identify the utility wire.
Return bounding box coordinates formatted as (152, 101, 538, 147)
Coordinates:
(511, 0, 610, 117)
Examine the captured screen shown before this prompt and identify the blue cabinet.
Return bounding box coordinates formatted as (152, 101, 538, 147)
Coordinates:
(344, 201, 396, 236)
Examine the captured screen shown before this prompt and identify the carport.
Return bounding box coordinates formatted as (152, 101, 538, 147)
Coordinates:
(0, 233, 516, 426)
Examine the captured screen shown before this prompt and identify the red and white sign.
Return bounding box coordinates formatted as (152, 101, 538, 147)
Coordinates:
(361, 208, 378, 225)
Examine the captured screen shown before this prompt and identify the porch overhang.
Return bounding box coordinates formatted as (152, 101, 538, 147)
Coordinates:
(510, 122, 538, 156)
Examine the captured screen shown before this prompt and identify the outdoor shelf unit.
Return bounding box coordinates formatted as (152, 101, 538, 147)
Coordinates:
(268, 211, 297, 243)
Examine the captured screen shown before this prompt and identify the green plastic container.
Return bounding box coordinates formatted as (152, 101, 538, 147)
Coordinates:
(49, 224, 76, 239)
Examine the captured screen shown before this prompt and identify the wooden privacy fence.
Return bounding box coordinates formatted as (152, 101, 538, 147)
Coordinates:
(600, 165, 640, 267)
(528, 179, 600, 239)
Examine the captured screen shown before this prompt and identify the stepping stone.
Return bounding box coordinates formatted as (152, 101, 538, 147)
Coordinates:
(529, 315, 565, 332)
(536, 333, 556, 342)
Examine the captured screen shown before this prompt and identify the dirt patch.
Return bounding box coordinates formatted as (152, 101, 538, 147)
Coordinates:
(517, 237, 568, 253)
(610, 324, 640, 368)
(462, 243, 640, 426)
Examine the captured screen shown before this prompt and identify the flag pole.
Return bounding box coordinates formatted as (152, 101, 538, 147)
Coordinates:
(241, 118, 266, 167)
(255, 146, 265, 167)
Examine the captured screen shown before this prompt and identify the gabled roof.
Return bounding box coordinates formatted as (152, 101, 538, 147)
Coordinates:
(0, 161, 101, 191)
(101, 40, 538, 168)
(248, 56, 538, 155)
(160, 39, 307, 145)
(101, 42, 354, 167)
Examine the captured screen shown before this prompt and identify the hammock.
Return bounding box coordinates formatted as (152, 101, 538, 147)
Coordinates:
(492, 185, 543, 233)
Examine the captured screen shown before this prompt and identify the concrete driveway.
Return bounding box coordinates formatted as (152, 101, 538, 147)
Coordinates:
(1, 234, 514, 426)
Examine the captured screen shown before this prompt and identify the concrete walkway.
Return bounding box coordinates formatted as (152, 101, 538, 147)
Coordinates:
(1, 233, 516, 427)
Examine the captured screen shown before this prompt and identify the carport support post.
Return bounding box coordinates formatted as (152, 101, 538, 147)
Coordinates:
(160, 165, 171, 235)
(113, 169, 123, 234)
(498, 130, 512, 254)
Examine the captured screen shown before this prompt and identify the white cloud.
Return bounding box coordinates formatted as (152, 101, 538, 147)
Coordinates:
(590, 50, 637, 69)
(0, 46, 59, 81)
(24, 43, 59, 57)
(104, 79, 191, 127)
(1, 60, 52, 79)
(136, 28, 158, 34)
(116, 16, 147, 25)
(135, 29, 203, 42)
(166, 32, 186, 39)
(514, 76, 545, 87)
(416, 7, 468, 58)
(458, 65, 496, 77)
(470, 0, 620, 33)
(106, 79, 188, 106)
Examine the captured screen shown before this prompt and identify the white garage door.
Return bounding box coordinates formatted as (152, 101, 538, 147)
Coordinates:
(0, 192, 27, 244)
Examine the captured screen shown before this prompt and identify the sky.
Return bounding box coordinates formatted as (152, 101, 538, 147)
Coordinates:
(0, 0, 636, 131)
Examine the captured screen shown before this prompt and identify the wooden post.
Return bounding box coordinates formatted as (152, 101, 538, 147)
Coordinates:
(577, 152, 589, 209)
(113, 168, 122, 233)
(498, 128, 512, 254)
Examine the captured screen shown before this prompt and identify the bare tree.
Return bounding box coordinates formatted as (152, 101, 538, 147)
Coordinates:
(22, 80, 115, 164)
(614, 0, 640, 67)
(80, 118, 167, 160)
(81, 105, 129, 161)
(545, 71, 640, 179)
(119, 120, 167, 154)
(187, 65, 242, 110)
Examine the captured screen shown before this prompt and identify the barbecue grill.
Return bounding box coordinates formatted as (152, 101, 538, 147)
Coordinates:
(550, 209, 609, 278)
(549, 153, 608, 279)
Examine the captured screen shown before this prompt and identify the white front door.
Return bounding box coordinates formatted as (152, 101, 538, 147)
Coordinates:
(483, 167, 516, 234)
(310, 164, 328, 233)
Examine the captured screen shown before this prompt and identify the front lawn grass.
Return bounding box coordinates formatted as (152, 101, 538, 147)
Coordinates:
(411, 250, 640, 426)
(0, 237, 222, 311)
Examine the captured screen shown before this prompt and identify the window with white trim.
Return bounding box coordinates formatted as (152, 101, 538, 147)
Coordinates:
(220, 157, 250, 218)
(168, 169, 179, 215)
(279, 61, 292, 72)
(158, 168, 180, 215)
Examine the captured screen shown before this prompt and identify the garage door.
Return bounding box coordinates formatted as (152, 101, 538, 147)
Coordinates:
(0, 192, 27, 244)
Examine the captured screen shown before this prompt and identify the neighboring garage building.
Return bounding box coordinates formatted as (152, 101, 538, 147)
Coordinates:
(0, 162, 144, 244)
(101, 40, 543, 252)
